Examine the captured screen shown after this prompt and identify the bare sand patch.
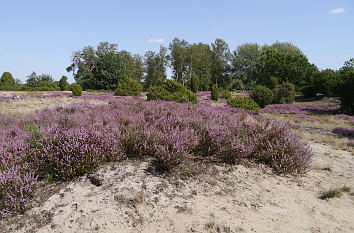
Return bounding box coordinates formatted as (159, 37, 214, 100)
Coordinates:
(0, 97, 107, 115)
(2, 142, 353, 233)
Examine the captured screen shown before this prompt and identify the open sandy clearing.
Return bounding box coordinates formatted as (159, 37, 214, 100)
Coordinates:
(0, 97, 107, 115)
(1, 142, 353, 233)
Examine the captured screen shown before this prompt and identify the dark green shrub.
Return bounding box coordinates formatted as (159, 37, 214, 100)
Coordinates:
(227, 96, 260, 113)
(301, 85, 317, 98)
(0, 72, 15, 87)
(224, 84, 231, 91)
(191, 74, 199, 93)
(221, 90, 231, 99)
(231, 79, 245, 91)
(313, 69, 340, 97)
(273, 82, 295, 104)
(250, 85, 274, 108)
(59, 76, 70, 91)
(268, 76, 279, 89)
(71, 83, 83, 96)
(211, 84, 219, 101)
(115, 78, 143, 96)
(338, 71, 354, 114)
(22, 81, 60, 91)
(147, 80, 198, 104)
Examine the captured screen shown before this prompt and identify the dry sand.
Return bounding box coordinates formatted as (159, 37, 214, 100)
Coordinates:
(0, 97, 107, 115)
(1, 142, 353, 233)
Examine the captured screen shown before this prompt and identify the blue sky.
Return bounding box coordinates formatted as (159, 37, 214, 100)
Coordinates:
(0, 0, 353, 83)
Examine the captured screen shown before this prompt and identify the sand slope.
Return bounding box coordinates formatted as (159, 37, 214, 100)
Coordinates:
(1, 142, 353, 233)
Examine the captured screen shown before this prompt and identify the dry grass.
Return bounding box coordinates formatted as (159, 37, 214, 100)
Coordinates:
(211, 102, 227, 107)
(0, 91, 71, 97)
(0, 97, 107, 116)
(302, 132, 353, 153)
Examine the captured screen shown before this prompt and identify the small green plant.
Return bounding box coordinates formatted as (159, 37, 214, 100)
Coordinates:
(71, 83, 83, 96)
(221, 90, 231, 99)
(250, 85, 274, 108)
(211, 84, 219, 101)
(319, 188, 342, 200)
(227, 96, 260, 113)
(42, 173, 55, 183)
(340, 186, 351, 192)
(25, 123, 43, 149)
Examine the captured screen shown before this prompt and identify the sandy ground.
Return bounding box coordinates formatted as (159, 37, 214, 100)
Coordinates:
(1, 142, 353, 233)
(0, 97, 107, 115)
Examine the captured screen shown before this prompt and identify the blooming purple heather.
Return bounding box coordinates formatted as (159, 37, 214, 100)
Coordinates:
(0, 93, 314, 215)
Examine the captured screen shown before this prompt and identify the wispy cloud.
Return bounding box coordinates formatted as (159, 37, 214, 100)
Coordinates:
(147, 38, 165, 43)
(330, 8, 345, 14)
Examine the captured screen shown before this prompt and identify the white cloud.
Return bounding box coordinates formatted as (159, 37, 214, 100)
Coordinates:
(147, 38, 165, 43)
(330, 8, 345, 14)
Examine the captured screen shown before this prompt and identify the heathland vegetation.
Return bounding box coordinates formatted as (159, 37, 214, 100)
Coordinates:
(0, 39, 353, 218)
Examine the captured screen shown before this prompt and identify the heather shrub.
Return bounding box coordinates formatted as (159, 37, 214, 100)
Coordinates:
(211, 84, 219, 100)
(0, 129, 38, 215)
(147, 80, 198, 104)
(221, 90, 231, 99)
(227, 96, 260, 113)
(332, 127, 354, 137)
(115, 78, 143, 96)
(0, 96, 314, 215)
(253, 119, 313, 173)
(250, 85, 274, 108)
(273, 82, 295, 104)
(71, 83, 83, 96)
(29, 127, 124, 181)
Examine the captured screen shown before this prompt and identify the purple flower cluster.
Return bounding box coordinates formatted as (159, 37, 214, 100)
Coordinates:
(0, 95, 313, 215)
(261, 103, 339, 115)
(332, 127, 354, 137)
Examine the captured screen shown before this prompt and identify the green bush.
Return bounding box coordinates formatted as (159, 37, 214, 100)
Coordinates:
(147, 80, 198, 104)
(21, 81, 60, 91)
(59, 76, 70, 91)
(191, 74, 199, 93)
(338, 71, 354, 114)
(71, 83, 83, 96)
(312, 69, 340, 97)
(221, 90, 231, 99)
(250, 85, 274, 108)
(211, 84, 219, 101)
(0, 72, 15, 87)
(301, 85, 317, 98)
(268, 76, 279, 89)
(115, 78, 143, 96)
(230, 79, 245, 91)
(227, 96, 260, 113)
(273, 82, 295, 104)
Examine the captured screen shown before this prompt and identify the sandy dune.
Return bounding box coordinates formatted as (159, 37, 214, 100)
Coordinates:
(1, 142, 353, 233)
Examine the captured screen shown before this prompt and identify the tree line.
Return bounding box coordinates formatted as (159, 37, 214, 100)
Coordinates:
(0, 38, 353, 112)
(64, 39, 353, 94)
